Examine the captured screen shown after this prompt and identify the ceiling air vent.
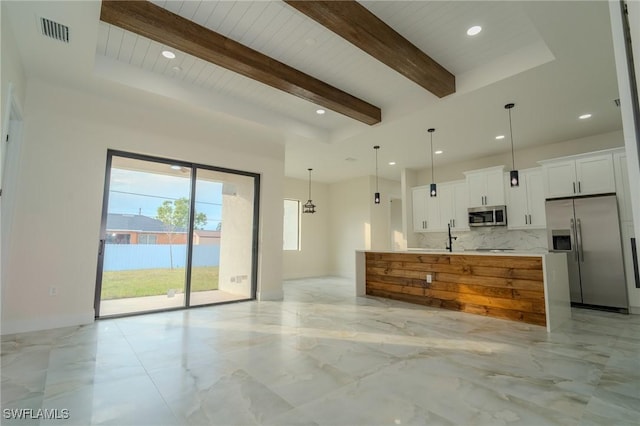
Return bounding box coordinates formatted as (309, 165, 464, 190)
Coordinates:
(40, 17, 69, 43)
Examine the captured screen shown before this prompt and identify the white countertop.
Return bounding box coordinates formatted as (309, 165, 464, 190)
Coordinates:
(361, 249, 552, 257)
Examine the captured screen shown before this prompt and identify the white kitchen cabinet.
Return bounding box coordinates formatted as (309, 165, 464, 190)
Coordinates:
(464, 166, 505, 207)
(438, 180, 469, 231)
(540, 152, 615, 199)
(412, 186, 439, 232)
(506, 168, 546, 229)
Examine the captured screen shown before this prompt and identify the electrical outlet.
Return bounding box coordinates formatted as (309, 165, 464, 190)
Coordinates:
(426, 274, 432, 283)
(49, 286, 58, 296)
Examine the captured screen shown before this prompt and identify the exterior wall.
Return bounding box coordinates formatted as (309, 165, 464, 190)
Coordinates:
(1, 78, 285, 334)
(218, 174, 256, 298)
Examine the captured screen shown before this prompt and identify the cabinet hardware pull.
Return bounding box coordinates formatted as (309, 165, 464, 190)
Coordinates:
(573, 182, 576, 193)
(528, 214, 532, 224)
(578, 181, 581, 193)
(525, 214, 528, 224)
(453, 219, 455, 227)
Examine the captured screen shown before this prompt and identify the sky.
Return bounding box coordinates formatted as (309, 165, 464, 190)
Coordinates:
(107, 168, 223, 230)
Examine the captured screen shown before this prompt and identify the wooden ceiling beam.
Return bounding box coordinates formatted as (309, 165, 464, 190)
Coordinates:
(284, 0, 455, 98)
(100, 1, 381, 125)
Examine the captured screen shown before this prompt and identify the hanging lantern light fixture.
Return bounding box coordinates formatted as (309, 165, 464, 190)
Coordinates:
(303, 168, 316, 214)
(428, 128, 437, 197)
(373, 145, 381, 204)
(505, 103, 519, 187)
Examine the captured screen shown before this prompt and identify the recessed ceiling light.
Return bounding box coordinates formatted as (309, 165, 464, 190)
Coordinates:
(170, 165, 181, 170)
(467, 26, 482, 36)
(495, 135, 505, 140)
(388, 161, 396, 166)
(435, 150, 443, 155)
(162, 50, 176, 59)
(316, 109, 326, 115)
(579, 113, 592, 120)
(172, 65, 182, 72)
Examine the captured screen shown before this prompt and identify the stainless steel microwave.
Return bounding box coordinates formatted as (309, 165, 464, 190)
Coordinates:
(468, 205, 507, 227)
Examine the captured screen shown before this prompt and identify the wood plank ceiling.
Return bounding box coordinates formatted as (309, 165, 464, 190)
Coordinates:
(100, 0, 455, 126)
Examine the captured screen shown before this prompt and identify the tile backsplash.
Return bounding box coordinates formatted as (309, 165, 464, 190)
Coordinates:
(415, 227, 548, 252)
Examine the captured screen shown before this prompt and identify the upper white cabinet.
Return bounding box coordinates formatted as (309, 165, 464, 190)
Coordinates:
(412, 181, 469, 233)
(506, 168, 546, 229)
(412, 186, 439, 232)
(438, 180, 469, 231)
(464, 166, 505, 207)
(540, 152, 615, 199)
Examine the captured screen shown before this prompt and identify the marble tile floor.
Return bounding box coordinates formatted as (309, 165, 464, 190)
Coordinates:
(1, 276, 639, 426)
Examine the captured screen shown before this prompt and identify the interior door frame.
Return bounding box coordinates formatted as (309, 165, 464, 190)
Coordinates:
(93, 149, 260, 318)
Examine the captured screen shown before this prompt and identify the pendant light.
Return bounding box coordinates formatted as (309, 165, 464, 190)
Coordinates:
(303, 168, 316, 214)
(505, 103, 519, 187)
(428, 128, 437, 197)
(373, 145, 381, 204)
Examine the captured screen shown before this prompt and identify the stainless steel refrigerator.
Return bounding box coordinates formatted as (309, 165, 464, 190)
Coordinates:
(546, 194, 629, 311)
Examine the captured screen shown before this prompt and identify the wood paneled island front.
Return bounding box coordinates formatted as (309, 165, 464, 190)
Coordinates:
(355, 250, 571, 331)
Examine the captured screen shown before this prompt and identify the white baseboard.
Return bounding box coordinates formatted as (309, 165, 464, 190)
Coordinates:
(629, 306, 640, 315)
(257, 289, 284, 301)
(1, 312, 94, 336)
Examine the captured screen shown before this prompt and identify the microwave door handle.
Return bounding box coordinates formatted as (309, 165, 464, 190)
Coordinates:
(576, 218, 584, 262)
(570, 219, 578, 261)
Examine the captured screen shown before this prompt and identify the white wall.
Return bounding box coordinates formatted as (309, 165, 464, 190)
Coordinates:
(329, 176, 370, 279)
(370, 176, 402, 251)
(0, 2, 27, 332)
(328, 175, 401, 279)
(609, 0, 640, 313)
(1, 79, 285, 334)
(282, 177, 331, 279)
(415, 130, 625, 184)
(0, 2, 26, 129)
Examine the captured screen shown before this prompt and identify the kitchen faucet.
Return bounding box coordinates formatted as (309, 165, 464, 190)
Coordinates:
(446, 223, 457, 252)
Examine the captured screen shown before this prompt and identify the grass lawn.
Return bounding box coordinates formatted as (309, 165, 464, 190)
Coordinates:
(101, 266, 219, 300)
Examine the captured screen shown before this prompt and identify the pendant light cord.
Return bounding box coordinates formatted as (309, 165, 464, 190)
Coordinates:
(508, 107, 515, 170)
(375, 146, 379, 192)
(430, 133, 435, 182)
(307, 168, 312, 200)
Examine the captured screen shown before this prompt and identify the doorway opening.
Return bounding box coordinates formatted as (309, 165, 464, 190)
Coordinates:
(94, 151, 259, 318)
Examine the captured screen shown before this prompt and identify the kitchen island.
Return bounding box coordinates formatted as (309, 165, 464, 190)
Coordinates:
(355, 250, 570, 331)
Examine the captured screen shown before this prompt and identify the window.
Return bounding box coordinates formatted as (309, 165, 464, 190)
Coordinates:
(105, 233, 130, 244)
(283, 199, 300, 250)
(138, 234, 157, 245)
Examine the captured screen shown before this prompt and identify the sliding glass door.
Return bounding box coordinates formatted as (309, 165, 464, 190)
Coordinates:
(95, 151, 258, 317)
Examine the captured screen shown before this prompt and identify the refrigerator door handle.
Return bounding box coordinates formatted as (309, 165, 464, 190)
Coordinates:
(576, 218, 584, 262)
(570, 218, 579, 261)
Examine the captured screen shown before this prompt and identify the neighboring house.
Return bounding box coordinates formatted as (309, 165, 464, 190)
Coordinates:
(105, 213, 220, 245)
